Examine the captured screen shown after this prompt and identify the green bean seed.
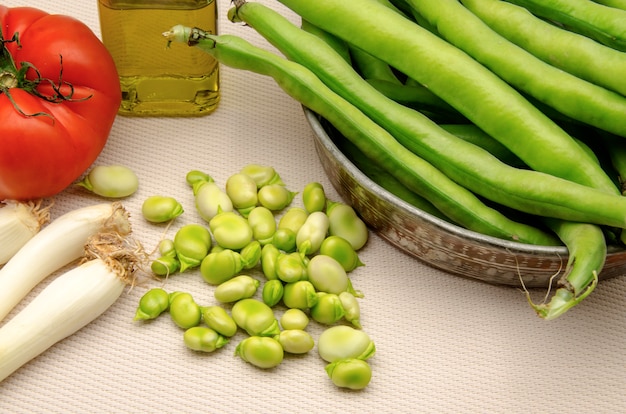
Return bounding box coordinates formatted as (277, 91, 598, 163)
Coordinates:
(276, 252, 308, 283)
(184, 326, 229, 353)
(226, 172, 259, 216)
(240, 164, 285, 188)
(339, 291, 361, 329)
(279, 308, 309, 330)
(168, 292, 202, 329)
(210, 211, 253, 250)
(320, 235, 364, 272)
(134, 287, 170, 321)
(235, 336, 284, 369)
(310, 292, 345, 325)
(296, 211, 329, 256)
(201, 305, 238, 337)
(271, 227, 297, 252)
(282, 280, 318, 310)
(214, 275, 260, 303)
(326, 201, 368, 250)
(151, 255, 181, 277)
(158, 239, 177, 258)
(247, 206, 277, 244)
(274, 329, 315, 354)
(200, 249, 244, 285)
(231, 298, 280, 337)
(174, 224, 212, 272)
(76, 165, 139, 198)
(307, 254, 349, 294)
(325, 359, 372, 390)
(317, 325, 376, 363)
(141, 195, 184, 223)
(240, 240, 262, 269)
(278, 207, 308, 234)
(261, 243, 281, 280)
(262, 279, 285, 307)
(258, 184, 297, 211)
(194, 180, 234, 222)
(302, 182, 326, 213)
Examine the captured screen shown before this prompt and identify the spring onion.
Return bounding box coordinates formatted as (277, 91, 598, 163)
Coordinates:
(0, 200, 51, 265)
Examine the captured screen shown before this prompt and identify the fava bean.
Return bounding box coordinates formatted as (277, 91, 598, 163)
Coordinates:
(319, 235, 364, 272)
(276, 252, 308, 283)
(261, 243, 281, 280)
(302, 182, 326, 213)
(317, 325, 375, 363)
(214, 275, 260, 303)
(158, 239, 177, 258)
(134, 287, 170, 321)
(235, 336, 284, 369)
(77, 165, 139, 198)
(326, 201, 368, 251)
(278, 207, 308, 234)
(210, 211, 253, 250)
(240, 240, 262, 269)
(325, 359, 372, 390)
(258, 184, 296, 211)
(200, 249, 244, 285)
(202, 305, 238, 337)
(151, 255, 181, 277)
(279, 308, 309, 331)
(240, 164, 285, 188)
(282, 280, 318, 310)
(274, 329, 315, 354)
(174, 224, 212, 272)
(231, 298, 280, 337)
(225, 172, 259, 216)
(262, 279, 284, 307)
(169, 291, 202, 329)
(307, 254, 349, 294)
(296, 211, 329, 256)
(310, 292, 345, 325)
(185, 170, 212, 187)
(271, 227, 297, 252)
(184, 326, 229, 353)
(247, 206, 276, 245)
(193, 180, 234, 222)
(141, 196, 184, 223)
(339, 291, 362, 329)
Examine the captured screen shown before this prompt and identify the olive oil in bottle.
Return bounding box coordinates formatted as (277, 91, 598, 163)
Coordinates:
(97, 0, 219, 116)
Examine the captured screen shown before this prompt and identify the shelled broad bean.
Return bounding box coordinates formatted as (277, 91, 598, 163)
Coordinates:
(135, 165, 375, 389)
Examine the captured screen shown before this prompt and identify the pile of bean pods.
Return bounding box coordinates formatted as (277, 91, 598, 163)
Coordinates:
(135, 164, 375, 390)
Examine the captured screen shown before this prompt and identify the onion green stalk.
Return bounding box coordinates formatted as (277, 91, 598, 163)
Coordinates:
(0, 231, 143, 382)
(0, 202, 131, 323)
(0, 200, 51, 265)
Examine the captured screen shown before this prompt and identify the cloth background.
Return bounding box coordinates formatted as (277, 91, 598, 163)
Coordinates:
(1, 1, 626, 413)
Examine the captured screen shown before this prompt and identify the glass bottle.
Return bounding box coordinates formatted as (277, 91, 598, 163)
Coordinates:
(97, 0, 219, 117)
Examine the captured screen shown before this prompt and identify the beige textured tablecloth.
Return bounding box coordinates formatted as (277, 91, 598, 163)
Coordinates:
(1, 1, 626, 412)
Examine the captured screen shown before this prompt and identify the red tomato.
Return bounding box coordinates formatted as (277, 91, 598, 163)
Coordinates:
(0, 6, 121, 201)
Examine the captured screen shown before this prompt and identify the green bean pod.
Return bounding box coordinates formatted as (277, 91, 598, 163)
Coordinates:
(193, 180, 234, 222)
(141, 196, 184, 223)
(258, 184, 297, 211)
(235, 336, 284, 369)
(184, 326, 229, 353)
(231, 298, 281, 337)
(151, 255, 181, 277)
(200, 248, 245, 285)
(240, 240, 262, 269)
(247, 206, 277, 245)
(282, 280, 318, 310)
(319, 235, 364, 272)
(214, 275, 260, 303)
(310, 292, 345, 325)
(326, 201, 368, 251)
(271, 228, 297, 252)
(240, 164, 285, 188)
(279, 308, 309, 330)
(76, 165, 139, 198)
(201, 305, 238, 337)
(317, 325, 376, 363)
(300, 18, 352, 63)
(307, 254, 349, 294)
(262, 279, 285, 307)
(302, 182, 327, 213)
(210, 211, 254, 250)
(274, 329, 315, 354)
(225, 172, 259, 216)
(296, 211, 329, 256)
(168, 292, 202, 329)
(261, 243, 281, 280)
(173, 224, 212, 272)
(275, 252, 308, 283)
(325, 359, 372, 390)
(134, 287, 170, 321)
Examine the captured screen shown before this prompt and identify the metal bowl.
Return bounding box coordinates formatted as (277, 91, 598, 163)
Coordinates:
(304, 107, 626, 287)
